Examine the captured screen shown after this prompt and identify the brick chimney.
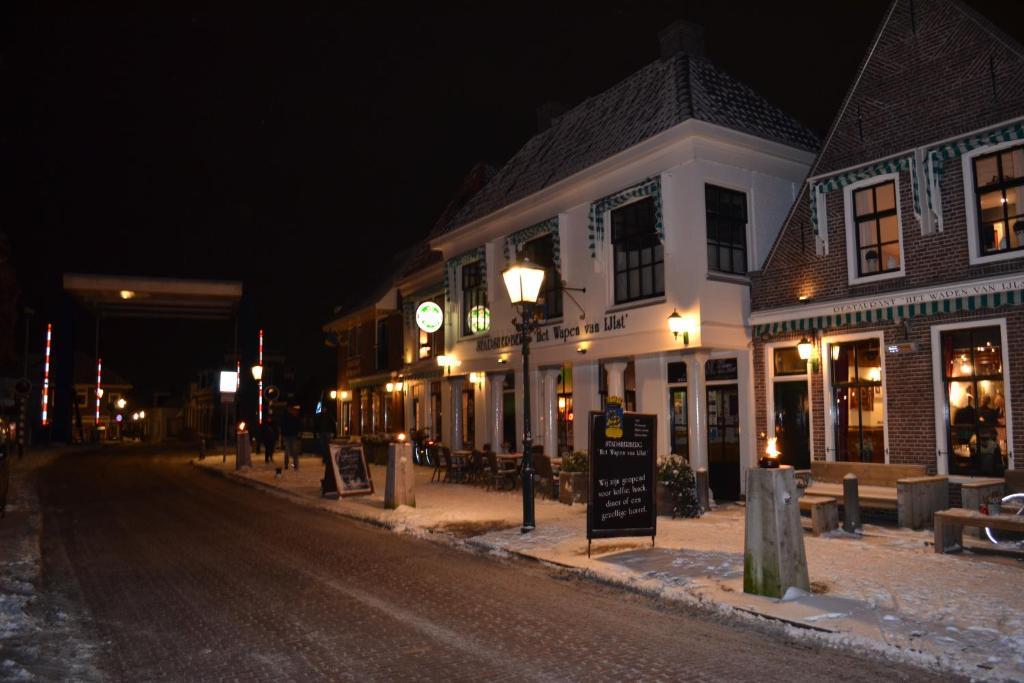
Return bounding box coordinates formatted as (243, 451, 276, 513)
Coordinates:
(658, 20, 705, 59)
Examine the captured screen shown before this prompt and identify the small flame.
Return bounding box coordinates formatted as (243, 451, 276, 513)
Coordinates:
(765, 437, 780, 459)
(238, 421, 247, 432)
(397, 432, 407, 442)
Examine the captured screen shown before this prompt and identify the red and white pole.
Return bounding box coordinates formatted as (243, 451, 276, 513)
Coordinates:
(95, 357, 103, 425)
(41, 323, 52, 426)
(258, 328, 264, 425)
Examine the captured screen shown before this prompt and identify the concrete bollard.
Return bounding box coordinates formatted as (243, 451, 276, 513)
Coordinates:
(843, 472, 861, 533)
(696, 467, 711, 512)
(385, 442, 416, 509)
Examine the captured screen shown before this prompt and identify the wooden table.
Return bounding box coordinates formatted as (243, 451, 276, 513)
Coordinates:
(934, 508, 1024, 553)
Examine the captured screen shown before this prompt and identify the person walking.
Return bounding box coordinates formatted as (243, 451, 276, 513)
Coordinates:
(313, 403, 335, 466)
(281, 404, 302, 471)
(261, 414, 279, 464)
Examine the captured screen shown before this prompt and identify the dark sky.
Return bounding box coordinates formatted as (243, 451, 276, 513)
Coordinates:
(5, 1, 1023, 400)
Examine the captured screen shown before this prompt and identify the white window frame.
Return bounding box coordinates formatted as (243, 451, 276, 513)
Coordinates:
(843, 172, 907, 285)
(962, 139, 1024, 266)
(703, 180, 755, 280)
(821, 330, 890, 463)
(929, 317, 1014, 477)
(764, 340, 815, 462)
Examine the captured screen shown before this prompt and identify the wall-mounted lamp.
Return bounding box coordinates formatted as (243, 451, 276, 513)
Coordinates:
(394, 381, 404, 392)
(667, 309, 690, 346)
(797, 336, 813, 361)
(468, 371, 485, 386)
(385, 382, 395, 392)
(497, 356, 508, 365)
(831, 344, 840, 362)
(576, 342, 588, 355)
(437, 355, 460, 375)
(329, 389, 338, 400)
(339, 390, 350, 401)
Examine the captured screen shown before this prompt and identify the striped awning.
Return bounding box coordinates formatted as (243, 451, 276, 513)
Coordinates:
(809, 155, 921, 255)
(588, 177, 663, 258)
(503, 217, 560, 269)
(925, 121, 1024, 232)
(753, 289, 1022, 338)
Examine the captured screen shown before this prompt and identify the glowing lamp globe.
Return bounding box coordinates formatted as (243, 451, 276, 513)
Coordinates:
(797, 336, 813, 361)
(502, 259, 546, 305)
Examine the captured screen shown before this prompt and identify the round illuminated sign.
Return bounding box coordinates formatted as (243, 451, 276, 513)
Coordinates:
(415, 301, 444, 333)
(467, 305, 491, 334)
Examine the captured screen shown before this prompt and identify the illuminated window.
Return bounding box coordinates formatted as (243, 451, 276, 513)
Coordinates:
(973, 144, 1024, 255)
(461, 260, 489, 335)
(829, 338, 884, 463)
(942, 326, 1007, 477)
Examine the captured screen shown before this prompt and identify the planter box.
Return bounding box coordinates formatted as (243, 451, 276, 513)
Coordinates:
(559, 471, 589, 505)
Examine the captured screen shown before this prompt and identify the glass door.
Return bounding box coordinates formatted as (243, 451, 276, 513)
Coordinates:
(669, 388, 688, 458)
(707, 385, 741, 500)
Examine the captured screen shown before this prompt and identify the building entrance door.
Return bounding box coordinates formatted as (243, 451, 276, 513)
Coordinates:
(707, 384, 740, 500)
(669, 388, 688, 458)
(773, 381, 810, 469)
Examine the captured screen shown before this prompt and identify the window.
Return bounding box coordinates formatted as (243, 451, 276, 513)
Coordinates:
(461, 260, 489, 335)
(611, 197, 664, 304)
(375, 319, 389, 371)
(667, 361, 687, 384)
(705, 358, 738, 381)
(942, 326, 1007, 477)
(851, 180, 900, 277)
(520, 234, 562, 319)
(973, 144, 1024, 256)
(557, 365, 573, 454)
(462, 384, 475, 447)
(705, 185, 748, 275)
(773, 348, 806, 377)
(829, 339, 884, 463)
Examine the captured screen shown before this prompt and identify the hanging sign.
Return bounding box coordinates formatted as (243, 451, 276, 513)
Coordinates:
(415, 301, 444, 333)
(587, 410, 657, 555)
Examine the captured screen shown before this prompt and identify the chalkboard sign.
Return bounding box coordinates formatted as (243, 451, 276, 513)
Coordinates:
(328, 442, 374, 497)
(587, 411, 657, 548)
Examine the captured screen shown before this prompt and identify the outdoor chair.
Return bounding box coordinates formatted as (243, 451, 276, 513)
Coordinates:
(533, 454, 558, 500)
(485, 451, 516, 491)
(466, 450, 484, 484)
(441, 446, 466, 483)
(430, 443, 446, 483)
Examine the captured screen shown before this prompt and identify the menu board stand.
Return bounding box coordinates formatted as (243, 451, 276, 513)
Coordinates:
(587, 410, 657, 557)
(328, 441, 374, 497)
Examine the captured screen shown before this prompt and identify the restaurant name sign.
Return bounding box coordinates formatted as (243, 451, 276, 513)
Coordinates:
(475, 313, 629, 352)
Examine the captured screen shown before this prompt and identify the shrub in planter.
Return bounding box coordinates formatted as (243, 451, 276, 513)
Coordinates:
(657, 453, 701, 519)
(558, 451, 589, 505)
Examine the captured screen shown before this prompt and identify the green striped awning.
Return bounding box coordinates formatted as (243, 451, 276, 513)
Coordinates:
(588, 177, 663, 258)
(809, 155, 920, 254)
(925, 121, 1024, 231)
(753, 290, 1022, 338)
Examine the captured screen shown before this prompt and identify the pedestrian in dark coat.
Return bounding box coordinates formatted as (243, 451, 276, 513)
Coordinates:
(281, 405, 302, 471)
(261, 416, 279, 464)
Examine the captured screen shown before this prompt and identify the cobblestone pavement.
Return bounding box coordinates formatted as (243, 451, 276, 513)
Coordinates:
(34, 447, 952, 681)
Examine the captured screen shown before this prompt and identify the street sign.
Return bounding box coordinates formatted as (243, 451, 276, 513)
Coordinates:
(587, 411, 657, 554)
(328, 442, 374, 497)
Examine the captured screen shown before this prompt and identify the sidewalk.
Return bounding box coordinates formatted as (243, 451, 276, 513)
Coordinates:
(196, 454, 1024, 680)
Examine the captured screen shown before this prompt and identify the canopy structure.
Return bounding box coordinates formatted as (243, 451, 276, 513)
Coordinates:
(63, 274, 242, 320)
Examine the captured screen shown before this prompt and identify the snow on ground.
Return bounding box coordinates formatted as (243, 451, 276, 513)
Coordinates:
(202, 454, 1024, 680)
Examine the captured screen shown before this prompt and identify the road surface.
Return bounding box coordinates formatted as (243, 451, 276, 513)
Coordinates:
(28, 446, 946, 681)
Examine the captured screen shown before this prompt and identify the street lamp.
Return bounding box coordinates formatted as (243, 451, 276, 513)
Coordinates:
(116, 397, 126, 410)
(501, 257, 546, 534)
(251, 363, 263, 381)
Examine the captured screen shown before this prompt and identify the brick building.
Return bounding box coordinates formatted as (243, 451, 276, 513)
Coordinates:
(750, 0, 1024, 481)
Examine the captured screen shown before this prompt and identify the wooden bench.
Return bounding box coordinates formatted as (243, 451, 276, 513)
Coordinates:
(934, 508, 1024, 553)
(805, 462, 948, 529)
(799, 495, 838, 536)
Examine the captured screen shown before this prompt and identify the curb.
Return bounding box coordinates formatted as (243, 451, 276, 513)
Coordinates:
(191, 459, 962, 680)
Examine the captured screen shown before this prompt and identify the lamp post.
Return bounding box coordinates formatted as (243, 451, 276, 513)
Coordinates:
(502, 258, 546, 534)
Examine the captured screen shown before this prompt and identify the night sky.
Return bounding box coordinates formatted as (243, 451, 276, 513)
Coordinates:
(5, 1, 1023, 401)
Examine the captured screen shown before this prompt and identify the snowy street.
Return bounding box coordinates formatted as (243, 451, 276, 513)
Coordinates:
(0, 445, 946, 681)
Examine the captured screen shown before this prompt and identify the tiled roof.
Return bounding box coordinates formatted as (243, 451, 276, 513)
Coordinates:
(434, 52, 818, 237)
